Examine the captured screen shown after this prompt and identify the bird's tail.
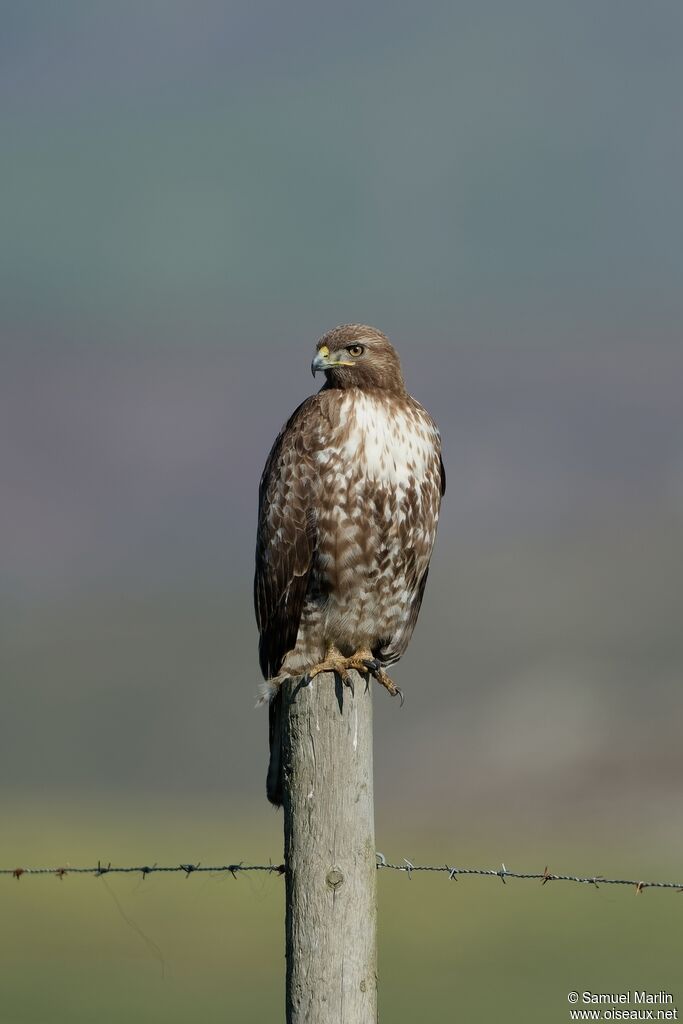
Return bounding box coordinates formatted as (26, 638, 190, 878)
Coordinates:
(267, 687, 284, 807)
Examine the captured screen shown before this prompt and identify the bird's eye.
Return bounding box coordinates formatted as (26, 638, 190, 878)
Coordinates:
(347, 344, 364, 357)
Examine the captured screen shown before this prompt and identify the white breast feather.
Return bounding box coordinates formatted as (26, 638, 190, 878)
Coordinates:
(328, 393, 433, 490)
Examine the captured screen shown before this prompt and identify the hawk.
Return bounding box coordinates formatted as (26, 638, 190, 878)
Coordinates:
(255, 324, 445, 804)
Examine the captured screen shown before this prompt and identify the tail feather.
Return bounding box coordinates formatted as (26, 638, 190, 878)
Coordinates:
(267, 688, 283, 807)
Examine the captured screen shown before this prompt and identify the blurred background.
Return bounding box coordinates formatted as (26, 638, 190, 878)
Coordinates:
(2, 2, 682, 1021)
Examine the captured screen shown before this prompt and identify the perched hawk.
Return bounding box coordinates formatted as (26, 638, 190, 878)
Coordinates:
(255, 324, 445, 804)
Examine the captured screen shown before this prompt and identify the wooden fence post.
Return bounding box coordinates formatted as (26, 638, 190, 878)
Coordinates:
(282, 671, 377, 1023)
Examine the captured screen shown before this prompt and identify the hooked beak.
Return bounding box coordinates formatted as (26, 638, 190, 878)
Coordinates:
(311, 345, 354, 377)
(311, 351, 328, 377)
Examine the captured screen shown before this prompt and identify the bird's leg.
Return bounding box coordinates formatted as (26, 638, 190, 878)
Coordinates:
(305, 647, 404, 704)
(305, 646, 358, 693)
(358, 655, 404, 705)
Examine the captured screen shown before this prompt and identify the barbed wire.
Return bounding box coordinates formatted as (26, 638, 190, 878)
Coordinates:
(2, 856, 682, 893)
(0, 862, 284, 880)
(375, 856, 683, 893)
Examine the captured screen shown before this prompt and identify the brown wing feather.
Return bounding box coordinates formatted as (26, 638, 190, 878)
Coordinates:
(254, 396, 321, 678)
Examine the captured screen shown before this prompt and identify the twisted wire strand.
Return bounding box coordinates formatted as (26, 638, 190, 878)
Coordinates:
(2, 857, 681, 892)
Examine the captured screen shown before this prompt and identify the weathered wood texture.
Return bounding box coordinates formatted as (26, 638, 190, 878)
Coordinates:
(282, 671, 377, 1024)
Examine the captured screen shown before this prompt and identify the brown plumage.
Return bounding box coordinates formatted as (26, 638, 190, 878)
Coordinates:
(254, 324, 445, 804)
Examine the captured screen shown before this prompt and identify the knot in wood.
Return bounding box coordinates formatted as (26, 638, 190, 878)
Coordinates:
(326, 867, 344, 891)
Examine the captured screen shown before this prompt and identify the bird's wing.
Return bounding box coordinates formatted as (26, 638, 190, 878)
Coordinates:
(254, 396, 321, 679)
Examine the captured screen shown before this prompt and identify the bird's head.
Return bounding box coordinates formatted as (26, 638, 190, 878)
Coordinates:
(311, 324, 406, 394)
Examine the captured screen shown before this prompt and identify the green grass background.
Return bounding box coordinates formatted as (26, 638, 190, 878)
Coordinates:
(4, 802, 681, 1023)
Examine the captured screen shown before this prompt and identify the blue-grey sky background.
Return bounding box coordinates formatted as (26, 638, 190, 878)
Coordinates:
(2, 1, 682, 830)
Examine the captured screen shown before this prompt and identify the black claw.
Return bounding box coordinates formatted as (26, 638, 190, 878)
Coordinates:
(362, 658, 380, 674)
(341, 673, 355, 696)
(394, 687, 405, 707)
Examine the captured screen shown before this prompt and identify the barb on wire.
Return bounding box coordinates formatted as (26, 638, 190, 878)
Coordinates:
(1, 857, 681, 894)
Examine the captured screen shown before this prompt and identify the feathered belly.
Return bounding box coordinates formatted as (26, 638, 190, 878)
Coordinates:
(316, 512, 408, 652)
(314, 477, 437, 654)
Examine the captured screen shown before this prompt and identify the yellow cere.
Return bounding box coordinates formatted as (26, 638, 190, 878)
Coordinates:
(319, 345, 330, 357)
